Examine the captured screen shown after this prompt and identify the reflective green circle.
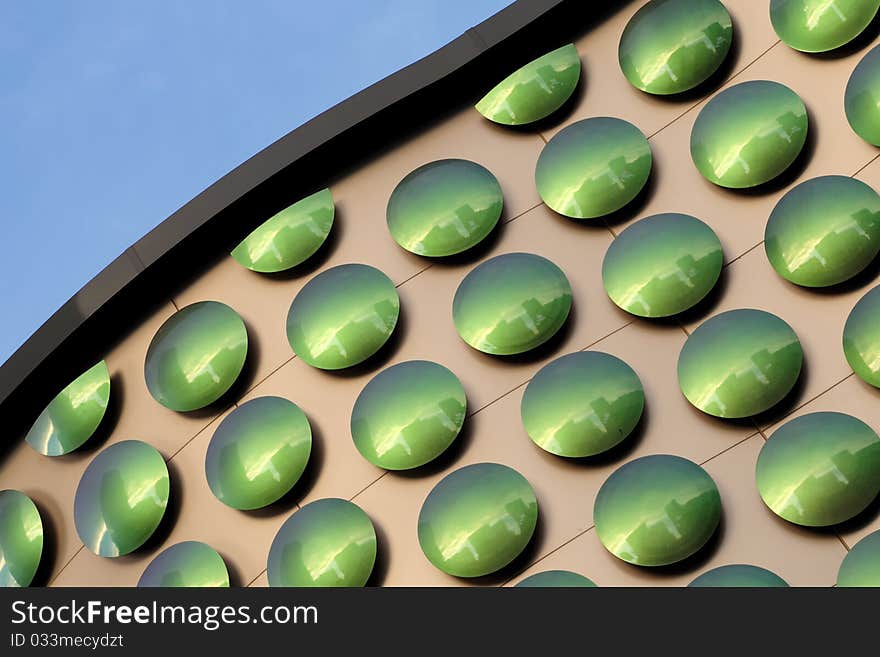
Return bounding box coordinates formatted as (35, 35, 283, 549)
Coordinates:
(602, 213, 723, 317)
(690, 80, 808, 189)
(678, 309, 803, 418)
(594, 454, 721, 567)
(771, 0, 880, 53)
(145, 301, 248, 412)
(619, 0, 733, 95)
(521, 351, 644, 458)
(688, 564, 788, 587)
(418, 463, 538, 578)
(516, 570, 597, 587)
(0, 490, 43, 588)
(267, 498, 376, 587)
(757, 412, 880, 527)
(476, 43, 581, 125)
(25, 360, 110, 456)
(74, 440, 170, 557)
(844, 285, 880, 387)
(205, 397, 312, 510)
(351, 360, 466, 470)
(765, 176, 880, 287)
(837, 528, 880, 586)
(386, 159, 503, 257)
(231, 188, 334, 273)
(846, 44, 880, 146)
(535, 117, 652, 219)
(286, 264, 400, 370)
(138, 541, 229, 587)
(453, 253, 572, 356)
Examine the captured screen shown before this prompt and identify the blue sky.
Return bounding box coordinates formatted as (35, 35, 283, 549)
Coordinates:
(0, 1, 511, 365)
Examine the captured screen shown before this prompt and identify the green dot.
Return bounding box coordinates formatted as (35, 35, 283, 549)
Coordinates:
(0, 490, 43, 587)
(691, 80, 808, 188)
(286, 264, 400, 370)
(453, 253, 572, 356)
(678, 309, 803, 418)
(844, 285, 880, 387)
(771, 0, 880, 53)
(231, 188, 334, 273)
(837, 529, 880, 586)
(757, 412, 880, 527)
(205, 397, 312, 510)
(516, 570, 596, 587)
(535, 117, 652, 219)
(25, 360, 110, 456)
(138, 541, 229, 587)
(602, 213, 723, 317)
(619, 0, 733, 95)
(688, 564, 788, 587)
(386, 159, 503, 257)
(846, 44, 880, 146)
(418, 463, 538, 578)
(74, 440, 170, 557)
(521, 351, 644, 458)
(351, 361, 466, 470)
(268, 499, 376, 587)
(594, 454, 721, 567)
(475, 43, 581, 125)
(145, 301, 248, 412)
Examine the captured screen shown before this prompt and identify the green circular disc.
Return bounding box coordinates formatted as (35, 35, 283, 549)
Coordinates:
(516, 570, 597, 587)
(144, 301, 248, 412)
(678, 309, 803, 418)
(0, 490, 43, 588)
(25, 360, 110, 456)
(594, 454, 721, 567)
(535, 117, 652, 219)
(267, 498, 377, 587)
(475, 43, 581, 126)
(765, 176, 880, 287)
(602, 213, 723, 317)
(74, 440, 170, 557)
(756, 411, 880, 527)
(521, 351, 645, 458)
(688, 564, 788, 587)
(837, 529, 880, 586)
(418, 462, 538, 578)
(453, 252, 572, 356)
(771, 0, 880, 53)
(690, 80, 808, 189)
(619, 0, 734, 95)
(351, 360, 467, 470)
(846, 44, 880, 146)
(205, 396, 312, 510)
(386, 159, 503, 257)
(844, 285, 880, 387)
(286, 264, 400, 370)
(138, 541, 229, 587)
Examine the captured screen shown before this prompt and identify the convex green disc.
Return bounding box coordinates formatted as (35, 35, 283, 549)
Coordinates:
(138, 541, 230, 587)
(0, 490, 43, 587)
(837, 529, 880, 586)
(688, 564, 788, 587)
(844, 285, 880, 387)
(846, 44, 880, 146)
(516, 570, 596, 587)
(771, 0, 880, 53)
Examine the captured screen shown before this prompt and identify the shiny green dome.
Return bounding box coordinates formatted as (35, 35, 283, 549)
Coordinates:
(0, 490, 43, 587)
(267, 498, 376, 587)
(520, 351, 644, 457)
(231, 188, 334, 273)
(74, 440, 170, 557)
(602, 213, 723, 317)
(453, 253, 572, 356)
(619, 0, 733, 95)
(846, 44, 880, 146)
(535, 117, 652, 219)
(138, 541, 229, 587)
(837, 529, 880, 586)
(475, 43, 581, 125)
(205, 396, 312, 510)
(351, 360, 466, 470)
(844, 285, 880, 387)
(771, 0, 880, 53)
(756, 412, 880, 527)
(594, 454, 721, 567)
(516, 570, 597, 587)
(418, 463, 538, 578)
(386, 159, 503, 257)
(144, 301, 248, 412)
(690, 80, 808, 189)
(688, 564, 788, 587)
(678, 309, 803, 418)
(25, 360, 110, 456)
(286, 264, 400, 370)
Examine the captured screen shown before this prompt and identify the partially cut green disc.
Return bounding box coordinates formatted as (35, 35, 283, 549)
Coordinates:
(0, 490, 43, 587)
(138, 541, 230, 587)
(843, 285, 880, 387)
(516, 570, 596, 587)
(837, 529, 880, 586)
(771, 0, 880, 53)
(688, 564, 788, 587)
(846, 44, 880, 146)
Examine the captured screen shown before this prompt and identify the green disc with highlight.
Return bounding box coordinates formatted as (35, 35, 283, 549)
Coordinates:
(771, 0, 880, 53)
(0, 490, 43, 588)
(844, 285, 880, 387)
(688, 564, 789, 587)
(846, 44, 880, 146)
(516, 570, 597, 587)
(138, 541, 230, 587)
(837, 529, 880, 586)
